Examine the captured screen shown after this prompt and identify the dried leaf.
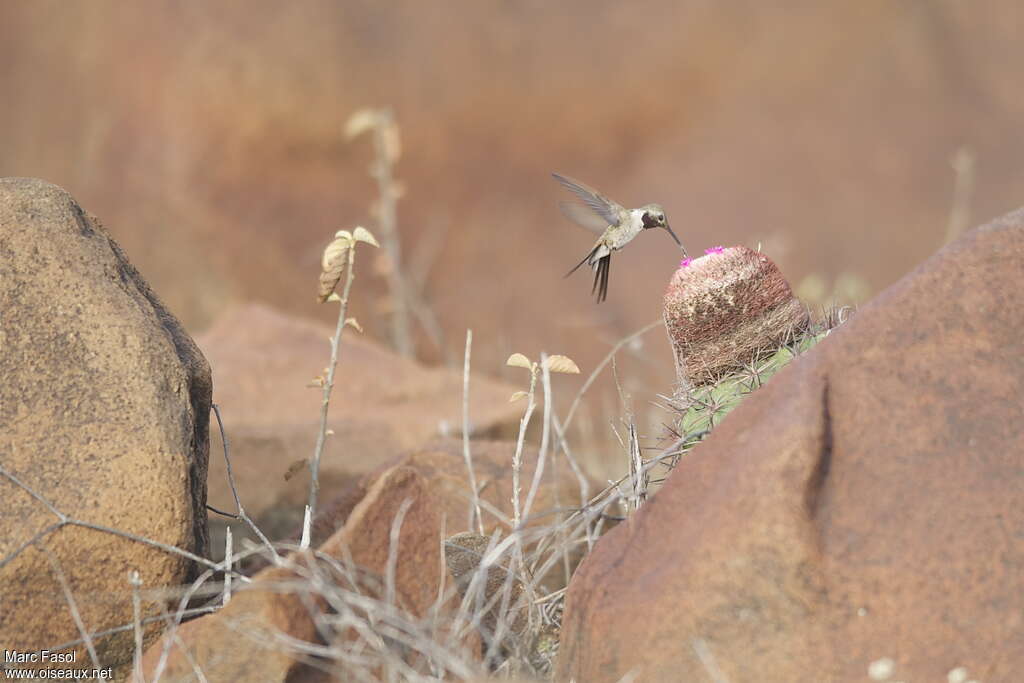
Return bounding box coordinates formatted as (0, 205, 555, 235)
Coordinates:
(508, 391, 528, 402)
(345, 109, 378, 140)
(506, 353, 533, 370)
(318, 236, 354, 302)
(318, 260, 346, 302)
(283, 458, 308, 482)
(321, 237, 351, 271)
(344, 317, 363, 333)
(326, 292, 342, 303)
(544, 355, 580, 374)
(352, 226, 380, 248)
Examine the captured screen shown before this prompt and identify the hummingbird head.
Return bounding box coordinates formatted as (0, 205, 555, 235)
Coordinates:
(640, 204, 684, 249)
(640, 204, 667, 229)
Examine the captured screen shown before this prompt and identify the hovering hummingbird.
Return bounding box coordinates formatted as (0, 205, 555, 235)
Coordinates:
(553, 173, 686, 302)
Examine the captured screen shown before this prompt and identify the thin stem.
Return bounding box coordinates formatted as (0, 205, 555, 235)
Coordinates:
(511, 368, 537, 529)
(211, 404, 278, 559)
(222, 527, 233, 606)
(461, 329, 484, 534)
(562, 319, 662, 432)
(41, 545, 100, 669)
(945, 145, 975, 245)
(384, 498, 414, 609)
(371, 108, 413, 357)
(130, 570, 145, 683)
(522, 354, 552, 523)
(308, 246, 357, 529)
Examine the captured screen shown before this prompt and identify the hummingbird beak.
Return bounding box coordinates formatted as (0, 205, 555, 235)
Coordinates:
(663, 223, 682, 247)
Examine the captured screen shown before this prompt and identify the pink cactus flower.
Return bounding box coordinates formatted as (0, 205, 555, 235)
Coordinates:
(704, 246, 725, 255)
(680, 258, 693, 268)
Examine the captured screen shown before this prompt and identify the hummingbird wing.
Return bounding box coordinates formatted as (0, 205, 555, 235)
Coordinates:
(558, 201, 610, 234)
(552, 173, 625, 227)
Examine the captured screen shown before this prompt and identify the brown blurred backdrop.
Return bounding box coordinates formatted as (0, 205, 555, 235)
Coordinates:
(2, 1, 1022, 454)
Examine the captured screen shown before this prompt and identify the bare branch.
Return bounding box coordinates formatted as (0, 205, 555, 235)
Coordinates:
(40, 545, 101, 669)
(0, 464, 231, 575)
(211, 404, 278, 559)
(562, 318, 662, 432)
(308, 243, 358, 525)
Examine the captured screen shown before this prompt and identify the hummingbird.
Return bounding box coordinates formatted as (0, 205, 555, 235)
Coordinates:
(553, 173, 686, 302)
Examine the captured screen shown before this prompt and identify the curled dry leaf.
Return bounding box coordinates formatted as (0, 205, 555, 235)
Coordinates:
(344, 317, 363, 333)
(317, 272, 344, 303)
(322, 237, 351, 271)
(544, 354, 581, 374)
(509, 390, 529, 403)
(506, 353, 533, 370)
(352, 226, 380, 248)
(318, 261, 346, 302)
(318, 236, 353, 303)
(344, 108, 378, 140)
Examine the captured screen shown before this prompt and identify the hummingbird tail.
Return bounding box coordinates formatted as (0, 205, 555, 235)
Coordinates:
(593, 255, 610, 303)
(565, 245, 600, 278)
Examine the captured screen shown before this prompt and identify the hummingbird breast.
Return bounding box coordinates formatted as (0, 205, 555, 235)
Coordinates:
(606, 213, 644, 250)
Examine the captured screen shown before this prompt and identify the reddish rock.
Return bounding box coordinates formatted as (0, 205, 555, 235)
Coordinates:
(144, 465, 481, 682)
(198, 304, 525, 540)
(0, 178, 211, 668)
(265, 439, 595, 582)
(664, 246, 808, 388)
(557, 210, 1024, 682)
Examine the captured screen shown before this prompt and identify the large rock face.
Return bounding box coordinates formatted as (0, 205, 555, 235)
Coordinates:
(557, 210, 1024, 682)
(0, 179, 211, 667)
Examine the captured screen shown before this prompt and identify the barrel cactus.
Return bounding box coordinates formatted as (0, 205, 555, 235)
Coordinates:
(664, 246, 817, 435)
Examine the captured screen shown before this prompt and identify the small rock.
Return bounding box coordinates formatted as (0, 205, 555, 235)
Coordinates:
(144, 465, 481, 682)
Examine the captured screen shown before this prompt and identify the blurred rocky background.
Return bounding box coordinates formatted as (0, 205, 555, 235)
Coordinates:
(2, 1, 1022, 461)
